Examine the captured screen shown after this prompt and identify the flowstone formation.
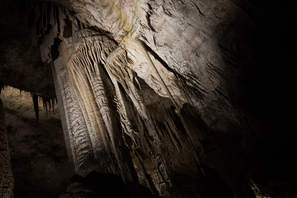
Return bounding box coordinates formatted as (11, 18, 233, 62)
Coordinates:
(1, 0, 296, 197)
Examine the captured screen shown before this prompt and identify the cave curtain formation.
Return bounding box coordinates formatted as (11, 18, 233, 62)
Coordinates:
(1, 0, 296, 197)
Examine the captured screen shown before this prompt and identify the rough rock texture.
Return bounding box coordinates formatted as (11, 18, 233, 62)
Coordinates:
(0, 99, 14, 198)
(1, 0, 297, 197)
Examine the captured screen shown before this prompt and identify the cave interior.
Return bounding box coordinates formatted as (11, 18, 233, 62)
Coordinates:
(0, 0, 296, 197)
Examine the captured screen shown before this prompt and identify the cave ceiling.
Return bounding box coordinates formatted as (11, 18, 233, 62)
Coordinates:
(1, 0, 297, 197)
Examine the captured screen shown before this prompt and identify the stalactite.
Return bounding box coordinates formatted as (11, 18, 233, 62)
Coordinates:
(0, 84, 57, 122)
(0, 83, 5, 95)
(105, 46, 150, 120)
(103, 42, 183, 195)
(32, 94, 39, 124)
(41, 96, 56, 115)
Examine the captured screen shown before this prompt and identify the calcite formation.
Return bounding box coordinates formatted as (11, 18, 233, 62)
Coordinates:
(1, 0, 296, 197)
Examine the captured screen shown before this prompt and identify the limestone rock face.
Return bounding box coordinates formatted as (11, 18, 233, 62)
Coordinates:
(1, 0, 297, 197)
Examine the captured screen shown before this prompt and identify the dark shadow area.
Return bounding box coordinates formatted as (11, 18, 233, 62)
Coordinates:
(180, 103, 255, 198)
(59, 171, 157, 198)
(202, 167, 234, 198)
(51, 38, 62, 61)
(215, 0, 297, 196)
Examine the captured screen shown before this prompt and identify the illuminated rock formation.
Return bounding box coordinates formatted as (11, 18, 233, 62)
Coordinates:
(1, 0, 296, 197)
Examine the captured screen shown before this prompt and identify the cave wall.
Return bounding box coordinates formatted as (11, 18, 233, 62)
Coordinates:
(0, 99, 14, 198)
(1, 0, 297, 197)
